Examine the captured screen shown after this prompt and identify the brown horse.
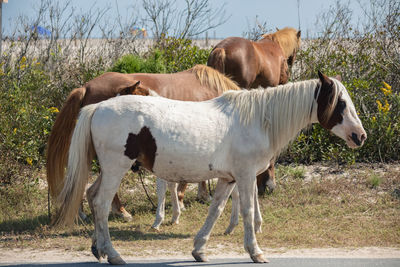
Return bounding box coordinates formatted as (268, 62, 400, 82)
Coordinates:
(207, 27, 301, 193)
(46, 65, 276, 221)
(207, 27, 301, 89)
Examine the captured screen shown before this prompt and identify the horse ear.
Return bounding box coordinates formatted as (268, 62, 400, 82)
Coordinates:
(297, 30, 301, 38)
(318, 71, 332, 85)
(119, 81, 141, 95)
(276, 27, 280, 31)
(334, 74, 342, 81)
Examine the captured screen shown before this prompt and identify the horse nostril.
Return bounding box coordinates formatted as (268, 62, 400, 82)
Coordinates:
(360, 133, 367, 142)
(351, 132, 362, 146)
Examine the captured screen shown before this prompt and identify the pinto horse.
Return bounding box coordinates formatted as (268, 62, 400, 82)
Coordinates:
(207, 27, 300, 194)
(55, 72, 366, 264)
(46, 65, 274, 229)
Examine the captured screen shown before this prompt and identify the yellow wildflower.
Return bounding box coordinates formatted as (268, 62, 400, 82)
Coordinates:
(44, 115, 49, 120)
(48, 107, 59, 113)
(26, 158, 33, 166)
(380, 81, 392, 96)
(372, 116, 376, 122)
(382, 99, 390, 113)
(383, 81, 391, 90)
(376, 100, 383, 111)
(13, 128, 17, 134)
(20, 56, 26, 64)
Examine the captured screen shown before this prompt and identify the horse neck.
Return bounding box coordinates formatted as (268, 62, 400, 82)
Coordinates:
(266, 80, 319, 153)
(233, 80, 315, 155)
(258, 36, 294, 59)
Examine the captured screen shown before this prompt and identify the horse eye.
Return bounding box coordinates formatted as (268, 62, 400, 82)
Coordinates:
(337, 99, 346, 113)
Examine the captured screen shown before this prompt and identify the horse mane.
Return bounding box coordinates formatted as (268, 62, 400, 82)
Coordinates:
(222, 79, 322, 154)
(318, 79, 341, 127)
(261, 27, 300, 58)
(187, 65, 240, 93)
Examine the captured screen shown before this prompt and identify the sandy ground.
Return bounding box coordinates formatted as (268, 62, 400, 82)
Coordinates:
(1, 247, 400, 264)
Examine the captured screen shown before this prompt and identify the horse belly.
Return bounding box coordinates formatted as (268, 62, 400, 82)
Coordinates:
(151, 135, 231, 183)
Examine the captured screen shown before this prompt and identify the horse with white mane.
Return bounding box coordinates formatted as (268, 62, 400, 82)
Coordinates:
(55, 71, 366, 264)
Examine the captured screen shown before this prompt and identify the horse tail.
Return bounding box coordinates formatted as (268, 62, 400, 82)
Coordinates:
(46, 87, 86, 199)
(54, 103, 98, 227)
(207, 47, 226, 74)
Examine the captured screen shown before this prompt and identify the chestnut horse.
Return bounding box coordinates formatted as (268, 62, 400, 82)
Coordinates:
(207, 27, 301, 193)
(46, 65, 276, 224)
(207, 27, 301, 89)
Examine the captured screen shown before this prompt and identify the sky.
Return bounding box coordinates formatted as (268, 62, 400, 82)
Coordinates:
(2, 0, 365, 39)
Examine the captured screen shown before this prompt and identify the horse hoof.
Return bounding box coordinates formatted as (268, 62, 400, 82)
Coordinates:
(255, 226, 262, 234)
(224, 227, 234, 235)
(91, 245, 100, 261)
(149, 226, 160, 232)
(108, 255, 126, 265)
(192, 251, 209, 262)
(251, 253, 269, 263)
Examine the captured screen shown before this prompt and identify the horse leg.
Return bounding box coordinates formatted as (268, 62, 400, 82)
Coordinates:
(254, 183, 262, 234)
(266, 160, 276, 193)
(177, 182, 187, 210)
(78, 201, 87, 221)
(236, 174, 268, 263)
(224, 185, 239, 235)
(86, 174, 102, 260)
(111, 194, 133, 222)
(92, 166, 127, 265)
(167, 182, 181, 225)
(151, 178, 167, 230)
(197, 181, 211, 202)
(192, 178, 236, 262)
(256, 160, 276, 195)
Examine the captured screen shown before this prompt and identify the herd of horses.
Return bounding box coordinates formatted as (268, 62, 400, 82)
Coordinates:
(46, 27, 367, 264)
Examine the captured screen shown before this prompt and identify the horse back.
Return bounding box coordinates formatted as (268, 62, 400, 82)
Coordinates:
(131, 72, 218, 101)
(83, 72, 137, 105)
(208, 37, 260, 88)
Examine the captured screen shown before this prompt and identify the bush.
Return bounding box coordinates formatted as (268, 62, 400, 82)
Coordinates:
(109, 51, 167, 74)
(153, 36, 210, 73)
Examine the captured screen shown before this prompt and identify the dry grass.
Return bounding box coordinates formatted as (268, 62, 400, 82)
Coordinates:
(1, 163, 399, 256)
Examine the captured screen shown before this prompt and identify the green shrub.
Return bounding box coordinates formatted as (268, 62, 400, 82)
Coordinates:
(153, 36, 210, 73)
(109, 51, 166, 74)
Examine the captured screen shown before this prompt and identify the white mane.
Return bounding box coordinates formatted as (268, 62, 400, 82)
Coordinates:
(222, 79, 320, 153)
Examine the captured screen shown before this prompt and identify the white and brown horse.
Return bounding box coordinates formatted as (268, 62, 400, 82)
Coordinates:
(55, 72, 366, 264)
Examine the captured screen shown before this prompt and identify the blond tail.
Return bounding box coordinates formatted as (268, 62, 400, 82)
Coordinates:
(54, 104, 98, 227)
(46, 87, 86, 198)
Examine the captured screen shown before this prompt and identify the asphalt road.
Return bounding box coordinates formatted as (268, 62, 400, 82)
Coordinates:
(1, 258, 400, 267)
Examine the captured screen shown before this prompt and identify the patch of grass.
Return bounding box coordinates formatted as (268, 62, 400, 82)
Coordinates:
(276, 165, 306, 180)
(367, 173, 382, 188)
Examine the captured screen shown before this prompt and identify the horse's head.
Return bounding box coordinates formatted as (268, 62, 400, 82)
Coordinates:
(316, 71, 367, 148)
(287, 30, 301, 67)
(118, 81, 151, 96)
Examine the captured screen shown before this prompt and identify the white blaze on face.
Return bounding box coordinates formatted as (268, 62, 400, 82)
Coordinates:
(331, 81, 367, 148)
